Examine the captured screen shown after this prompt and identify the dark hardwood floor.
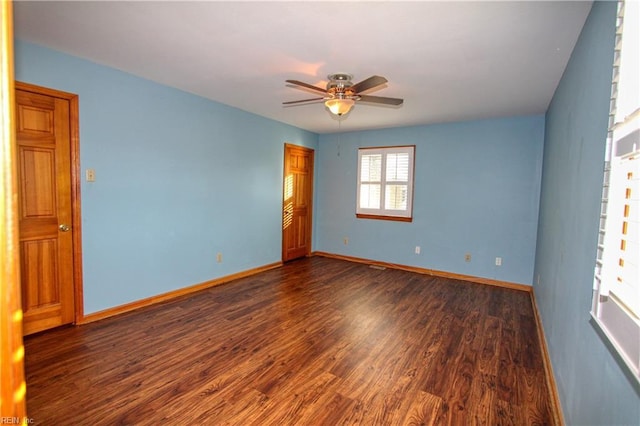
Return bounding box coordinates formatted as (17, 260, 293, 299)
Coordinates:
(24, 256, 555, 425)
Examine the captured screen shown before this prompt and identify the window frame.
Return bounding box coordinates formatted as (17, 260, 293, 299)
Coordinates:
(356, 145, 415, 222)
(591, 0, 640, 387)
(593, 116, 640, 385)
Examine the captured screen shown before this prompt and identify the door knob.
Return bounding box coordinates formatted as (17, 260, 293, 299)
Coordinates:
(59, 224, 70, 232)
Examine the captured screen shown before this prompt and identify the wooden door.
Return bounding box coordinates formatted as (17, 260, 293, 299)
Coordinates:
(1, 0, 27, 417)
(15, 84, 77, 335)
(282, 144, 314, 262)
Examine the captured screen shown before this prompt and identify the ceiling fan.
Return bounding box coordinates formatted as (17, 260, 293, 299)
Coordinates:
(283, 73, 403, 116)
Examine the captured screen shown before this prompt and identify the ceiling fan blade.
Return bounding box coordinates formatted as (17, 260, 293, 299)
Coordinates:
(358, 95, 403, 106)
(282, 97, 325, 105)
(351, 75, 388, 94)
(285, 80, 328, 94)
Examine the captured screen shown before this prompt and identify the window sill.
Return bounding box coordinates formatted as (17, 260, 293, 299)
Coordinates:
(590, 295, 640, 392)
(356, 213, 412, 223)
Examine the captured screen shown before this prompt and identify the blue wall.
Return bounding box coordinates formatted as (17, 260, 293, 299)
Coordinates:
(534, 2, 640, 424)
(315, 116, 544, 285)
(14, 41, 318, 314)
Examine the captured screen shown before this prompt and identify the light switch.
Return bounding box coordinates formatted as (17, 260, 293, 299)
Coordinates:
(86, 169, 96, 182)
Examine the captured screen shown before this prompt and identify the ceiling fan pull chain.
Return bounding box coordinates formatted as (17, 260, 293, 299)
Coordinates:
(337, 119, 341, 157)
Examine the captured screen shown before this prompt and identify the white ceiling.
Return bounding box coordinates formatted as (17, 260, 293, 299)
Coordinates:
(13, 1, 593, 134)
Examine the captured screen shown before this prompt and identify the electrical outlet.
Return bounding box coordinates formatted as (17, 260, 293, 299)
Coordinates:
(343, 237, 349, 245)
(415, 246, 421, 254)
(464, 253, 471, 262)
(495, 257, 502, 266)
(216, 252, 222, 263)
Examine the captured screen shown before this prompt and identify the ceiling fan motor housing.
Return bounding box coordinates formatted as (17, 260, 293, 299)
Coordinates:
(327, 73, 355, 98)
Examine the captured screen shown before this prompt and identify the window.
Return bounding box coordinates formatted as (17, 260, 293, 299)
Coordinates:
(592, 0, 639, 384)
(356, 146, 415, 221)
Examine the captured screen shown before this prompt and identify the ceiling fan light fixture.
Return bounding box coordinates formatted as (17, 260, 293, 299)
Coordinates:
(325, 98, 355, 116)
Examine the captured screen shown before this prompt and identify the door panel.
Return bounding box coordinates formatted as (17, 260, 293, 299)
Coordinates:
(282, 144, 314, 262)
(20, 147, 56, 216)
(16, 88, 75, 335)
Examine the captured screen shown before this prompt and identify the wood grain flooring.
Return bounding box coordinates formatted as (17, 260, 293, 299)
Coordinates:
(24, 257, 555, 425)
